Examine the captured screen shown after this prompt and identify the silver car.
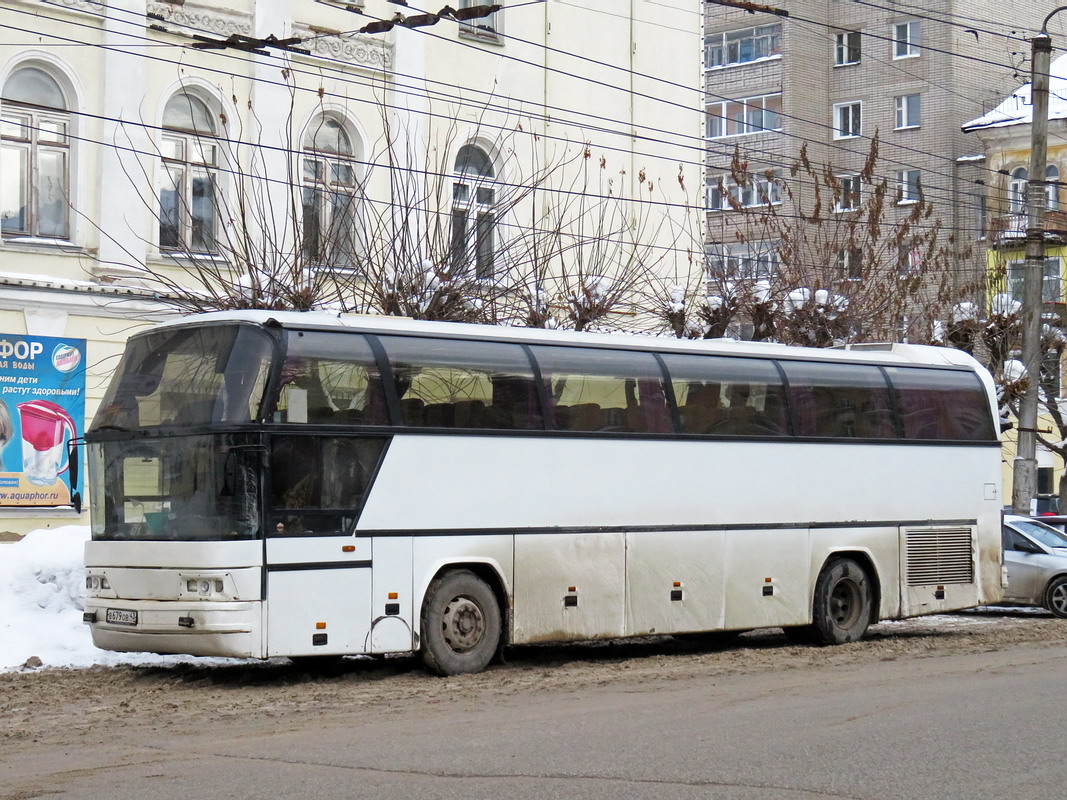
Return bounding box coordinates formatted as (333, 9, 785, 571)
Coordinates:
(1002, 515, 1067, 618)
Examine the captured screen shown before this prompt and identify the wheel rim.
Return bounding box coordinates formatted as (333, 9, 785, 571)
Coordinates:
(1051, 583, 1067, 616)
(440, 595, 485, 653)
(829, 577, 863, 630)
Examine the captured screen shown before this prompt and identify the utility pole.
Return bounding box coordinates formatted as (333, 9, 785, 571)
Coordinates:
(1013, 31, 1052, 515)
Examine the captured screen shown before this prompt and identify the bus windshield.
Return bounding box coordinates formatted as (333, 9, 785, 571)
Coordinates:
(92, 324, 274, 430)
(89, 434, 261, 541)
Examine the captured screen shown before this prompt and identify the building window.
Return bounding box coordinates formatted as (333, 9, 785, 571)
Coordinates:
(1048, 164, 1060, 211)
(1007, 258, 1061, 304)
(896, 169, 921, 203)
(708, 171, 782, 211)
(835, 175, 861, 211)
(893, 20, 920, 58)
(457, 0, 501, 44)
(1, 66, 70, 240)
(705, 24, 782, 69)
(159, 92, 220, 254)
(706, 242, 779, 281)
(837, 247, 863, 280)
(706, 94, 782, 139)
(1009, 167, 1028, 214)
(835, 31, 861, 66)
(895, 93, 921, 129)
(833, 102, 861, 139)
(451, 144, 495, 279)
(302, 116, 360, 270)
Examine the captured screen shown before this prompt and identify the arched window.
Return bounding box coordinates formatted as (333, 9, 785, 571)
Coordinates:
(451, 144, 495, 279)
(1047, 164, 1060, 211)
(159, 92, 219, 253)
(302, 115, 359, 269)
(1009, 167, 1028, 214)
(1, 66, 71, 239)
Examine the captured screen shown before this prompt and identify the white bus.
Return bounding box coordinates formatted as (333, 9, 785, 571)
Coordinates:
(83, 311, 1003, 675)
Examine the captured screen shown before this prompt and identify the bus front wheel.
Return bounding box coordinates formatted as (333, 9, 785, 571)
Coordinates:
(810, 557, 872, 644)
(420, 570, 502, 676)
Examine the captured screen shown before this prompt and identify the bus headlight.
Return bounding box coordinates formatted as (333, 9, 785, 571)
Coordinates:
(178, 573, 234, 601)
(85, 572, 115, 598)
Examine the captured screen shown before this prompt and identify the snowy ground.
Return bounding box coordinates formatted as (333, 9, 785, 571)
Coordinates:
(0, 526, 248, 673)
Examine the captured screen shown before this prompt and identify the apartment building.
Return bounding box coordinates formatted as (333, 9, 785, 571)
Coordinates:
(702, 0, 1065, 325)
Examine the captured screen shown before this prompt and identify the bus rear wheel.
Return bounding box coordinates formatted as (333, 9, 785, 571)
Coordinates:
(420, 570, 501, 676)
(810, 557, 872, 644)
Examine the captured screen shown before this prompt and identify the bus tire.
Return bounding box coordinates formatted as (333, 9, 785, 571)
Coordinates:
(420, 570, 502, 676)
(810, 557, 872, 644)
(1045, 575, 1067, 618)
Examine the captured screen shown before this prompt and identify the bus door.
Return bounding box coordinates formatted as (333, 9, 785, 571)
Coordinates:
(263, 435, 381, 657)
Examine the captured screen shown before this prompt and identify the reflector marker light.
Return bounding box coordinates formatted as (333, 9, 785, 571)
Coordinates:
(388, 592, 399, 600)
(342, 545, 355, 553)
(567, 586, 577, 592)
(315, 622, 327, 630)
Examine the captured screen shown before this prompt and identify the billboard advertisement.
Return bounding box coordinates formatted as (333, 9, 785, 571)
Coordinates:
(0, 334, 86, 507)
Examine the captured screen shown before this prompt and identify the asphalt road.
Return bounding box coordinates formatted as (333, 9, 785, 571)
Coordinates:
(3, 632, 1065, 799)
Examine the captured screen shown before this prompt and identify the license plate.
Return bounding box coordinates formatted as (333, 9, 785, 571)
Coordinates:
(105, 608, 138, 626)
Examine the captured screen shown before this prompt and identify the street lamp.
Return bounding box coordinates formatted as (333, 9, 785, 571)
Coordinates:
(1014, 7, 1067, 515)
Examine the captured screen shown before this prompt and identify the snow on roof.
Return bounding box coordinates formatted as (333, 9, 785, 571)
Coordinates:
(963, 53, 1067, 132)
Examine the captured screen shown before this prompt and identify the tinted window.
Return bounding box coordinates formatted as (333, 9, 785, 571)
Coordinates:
(93, 325, 273, 429)
(783, 361, 895, 438)
(270, 435, 386, 536)
(274, 332, 388, 425)
(886, 367, 996, 441)
(381, 336, 542, 430)
(530, 346, 670, 433)
(662, 353, 787, 436)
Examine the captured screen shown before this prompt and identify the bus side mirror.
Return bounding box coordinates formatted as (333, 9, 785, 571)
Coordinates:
(68, 438, 82, 514)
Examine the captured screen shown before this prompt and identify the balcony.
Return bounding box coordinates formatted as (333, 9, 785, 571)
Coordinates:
(991, 210, 1067, 243)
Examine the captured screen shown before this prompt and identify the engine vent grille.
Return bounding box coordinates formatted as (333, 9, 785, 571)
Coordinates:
(905, 528, 974, 586)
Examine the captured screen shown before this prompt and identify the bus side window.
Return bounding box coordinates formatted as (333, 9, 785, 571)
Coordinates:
(269, 435, 386, 536)
(886, 366, 996, 441)
(782, 361, 894, 439)
(529, 346, 669, 433)
(275, 333, 387, 426)
(379, 336, 543, 430)
(660, 353, 786, 436)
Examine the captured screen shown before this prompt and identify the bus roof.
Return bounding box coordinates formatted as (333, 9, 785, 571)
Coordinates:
(149, 309, 987, 372)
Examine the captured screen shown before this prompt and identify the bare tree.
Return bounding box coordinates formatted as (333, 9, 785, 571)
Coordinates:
(701, 139, 976, 346)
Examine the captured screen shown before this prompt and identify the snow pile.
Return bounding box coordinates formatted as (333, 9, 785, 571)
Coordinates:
(0, 526, 243, 673)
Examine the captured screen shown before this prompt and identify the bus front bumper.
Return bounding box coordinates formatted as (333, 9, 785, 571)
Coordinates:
(83, 599, 263, 659)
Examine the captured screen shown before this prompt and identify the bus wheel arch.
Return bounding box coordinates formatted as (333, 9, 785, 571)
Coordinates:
(418, 565, 507, 676)
(809, 554, 876, 644)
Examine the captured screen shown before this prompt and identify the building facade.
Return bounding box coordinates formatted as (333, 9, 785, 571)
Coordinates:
(0, 0, 701, 534)
(702, 0, 1066, 339)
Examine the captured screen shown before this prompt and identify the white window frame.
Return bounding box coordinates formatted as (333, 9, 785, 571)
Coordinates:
(706, 241, 780, 281)
(1007, 258, 1061, 304)
(1047, 164, 1060, 211)
(706, 93, 783, 140)
(896, 169, 921, 204)
(1, 68, 72, 242)
(458, 0, 502, 45)
(835, 175, 861, 212)
(837, 247, 863, 281)
(158, 93, 222, 255)
(451, 144, 497, 279)
(893, 20, 920, 59)
(833, 101, 862, 139)
(834, 31, 861, 66)
(707, 171, 782, 211)
(894, 93, 921, 130)
(1009, 167, 1028, 214)
(705, 24, 782, 70)
(301, 115, 361, 272)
